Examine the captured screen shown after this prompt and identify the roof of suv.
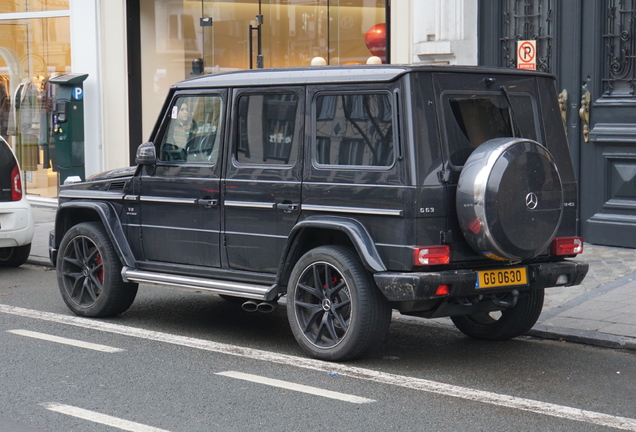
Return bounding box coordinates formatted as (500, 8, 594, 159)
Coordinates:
(174, 64, 553, 89)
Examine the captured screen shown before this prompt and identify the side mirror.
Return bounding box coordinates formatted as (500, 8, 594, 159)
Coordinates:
(136, 142, 156, 165)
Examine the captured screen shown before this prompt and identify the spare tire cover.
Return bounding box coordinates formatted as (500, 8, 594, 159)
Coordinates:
(456, 138, 563, 261)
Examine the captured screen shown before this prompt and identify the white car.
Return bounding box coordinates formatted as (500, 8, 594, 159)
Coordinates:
(0, 136, 34, 267)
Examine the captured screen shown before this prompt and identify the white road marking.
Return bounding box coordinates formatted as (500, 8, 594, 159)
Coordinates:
(7, 329, 124, 353)
(3, 304, 636, 431)
(41, 402, 170, 432)
(216, 370, 375, 403)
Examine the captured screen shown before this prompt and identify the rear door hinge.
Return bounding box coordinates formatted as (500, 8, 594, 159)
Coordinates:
(438, 169, 451, 183)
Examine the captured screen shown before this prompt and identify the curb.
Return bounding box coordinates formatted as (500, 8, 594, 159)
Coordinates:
(529, 325, 636, 352)
(26, 256, 54, 268)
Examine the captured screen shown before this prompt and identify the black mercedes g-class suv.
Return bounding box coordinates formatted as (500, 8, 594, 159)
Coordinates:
(50, 65, 588, 361)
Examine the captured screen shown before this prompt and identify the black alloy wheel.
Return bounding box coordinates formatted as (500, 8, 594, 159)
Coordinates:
(57, 222, 138, 317)
(287, 246, 391, 361)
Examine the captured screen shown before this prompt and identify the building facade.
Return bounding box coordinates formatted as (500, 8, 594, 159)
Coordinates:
(4, 0, 632, 247)
(477, 0, 636, 248)
(1, 0, 476, 200)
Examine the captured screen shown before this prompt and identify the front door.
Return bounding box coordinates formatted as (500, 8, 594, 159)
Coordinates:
(479, 0, 636, 248)
(138, 92, 226, 268)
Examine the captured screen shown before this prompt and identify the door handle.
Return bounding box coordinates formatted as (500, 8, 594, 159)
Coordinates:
(276, 203, 299, 212)
(578, 90, 591, 142)
(197, 198, 218, 208)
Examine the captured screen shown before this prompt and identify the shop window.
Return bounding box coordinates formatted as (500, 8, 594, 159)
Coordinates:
(0, 14, 70, 198)
(0, 1, 69, 13)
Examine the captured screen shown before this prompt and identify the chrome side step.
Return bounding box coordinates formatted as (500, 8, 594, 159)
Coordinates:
(121, 267, 276, 301)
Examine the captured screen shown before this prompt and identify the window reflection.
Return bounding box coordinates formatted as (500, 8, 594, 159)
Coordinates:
(159, 95, 223, 164)
(0, 0, 69, 13)
(141, 0, 387, 140)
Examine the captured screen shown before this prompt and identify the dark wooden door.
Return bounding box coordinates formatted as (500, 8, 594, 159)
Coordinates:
(578, 0, 636, 247)
(478, 0, 636, 248)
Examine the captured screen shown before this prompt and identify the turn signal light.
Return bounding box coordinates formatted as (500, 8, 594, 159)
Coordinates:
(551, 237, 584, 256)
(414, 246, 450, 266)
(11, 165, 22, 201)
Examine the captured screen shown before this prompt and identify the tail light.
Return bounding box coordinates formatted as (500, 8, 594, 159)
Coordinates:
(414, 246, 450, 266)
(11, 165, 22, 201)
(551, 237, 584, 256)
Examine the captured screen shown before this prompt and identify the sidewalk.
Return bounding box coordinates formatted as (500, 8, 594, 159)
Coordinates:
(26, 199, 636, 352)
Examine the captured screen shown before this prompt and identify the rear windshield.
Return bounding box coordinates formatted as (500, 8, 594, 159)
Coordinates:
(442, 92, 540, 167)
(0, 140, 17, 201)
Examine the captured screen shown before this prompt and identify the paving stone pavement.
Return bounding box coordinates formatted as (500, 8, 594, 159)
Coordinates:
(534, 243, 636, 350)
(25, 201, 636, 351)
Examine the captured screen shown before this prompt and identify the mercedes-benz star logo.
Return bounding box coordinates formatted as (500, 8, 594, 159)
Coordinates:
(525, 192, 539, 210)
(321, 298, 332, 312)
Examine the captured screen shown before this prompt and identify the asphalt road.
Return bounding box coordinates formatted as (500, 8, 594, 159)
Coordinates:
(1, 263, 635, 432)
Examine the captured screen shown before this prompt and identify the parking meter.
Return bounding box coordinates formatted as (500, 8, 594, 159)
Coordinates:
(49, 73, 88, 185)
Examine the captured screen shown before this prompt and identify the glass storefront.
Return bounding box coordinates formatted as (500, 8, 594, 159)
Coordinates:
(140, 0, 387, 138)
(0, 0, 69, 13)
(0, 1, 71, 198)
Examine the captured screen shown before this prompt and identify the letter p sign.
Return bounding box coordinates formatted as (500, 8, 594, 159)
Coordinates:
(72, 87, 84, 100)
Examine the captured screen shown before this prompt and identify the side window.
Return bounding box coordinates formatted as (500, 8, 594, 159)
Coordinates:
(314, 93, 394, 167)
(159, 95, 223, 163)
(236, 93, 299, 165)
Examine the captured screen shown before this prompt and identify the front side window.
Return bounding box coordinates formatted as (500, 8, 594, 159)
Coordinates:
(443, 92, 539, 167)
(159, 95, 223, 163)
(236, 93, 299, 165)
(314, 93, 394, 167)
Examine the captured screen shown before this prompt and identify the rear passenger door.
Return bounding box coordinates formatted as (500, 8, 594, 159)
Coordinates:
(223, 87, 304, 273)
(302, 86, 406, 267)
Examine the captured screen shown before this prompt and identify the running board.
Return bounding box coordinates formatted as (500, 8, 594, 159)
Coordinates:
(121, 267, 277, 301)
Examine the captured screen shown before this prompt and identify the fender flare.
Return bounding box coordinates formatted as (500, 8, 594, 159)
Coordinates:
(55, 201, 137, 268)
(280, 216, 387, 278)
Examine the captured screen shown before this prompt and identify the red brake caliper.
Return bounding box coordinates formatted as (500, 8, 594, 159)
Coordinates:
(95, 253, 104, 284)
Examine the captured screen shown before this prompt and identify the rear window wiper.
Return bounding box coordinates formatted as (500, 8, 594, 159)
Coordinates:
(499, 85, 519, 138)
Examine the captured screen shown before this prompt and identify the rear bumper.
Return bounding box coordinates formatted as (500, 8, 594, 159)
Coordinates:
(0, 203, 34, 248)
(373, 260, 589, 302)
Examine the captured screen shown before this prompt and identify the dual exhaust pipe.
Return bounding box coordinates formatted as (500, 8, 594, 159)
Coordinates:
(241, 300, 278, 313)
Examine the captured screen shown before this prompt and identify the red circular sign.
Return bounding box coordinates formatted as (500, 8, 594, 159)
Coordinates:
(518, 41, 535, 62)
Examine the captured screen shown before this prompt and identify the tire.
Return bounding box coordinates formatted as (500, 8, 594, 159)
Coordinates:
(56, 222, 138, 317)
(0, 244, 31, 267)
(450, 289, 544, 340)
(456, 138, 563, 261)
(286, 246, 391, 361)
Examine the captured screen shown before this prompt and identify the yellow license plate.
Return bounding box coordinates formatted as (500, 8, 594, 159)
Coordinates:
(476, 267, 528, 289)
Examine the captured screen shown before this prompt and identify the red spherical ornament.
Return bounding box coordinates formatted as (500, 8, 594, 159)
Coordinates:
(365, 23, 386, 61)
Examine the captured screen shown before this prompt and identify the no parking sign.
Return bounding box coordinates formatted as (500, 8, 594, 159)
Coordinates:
(517, 40, 536, 70)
